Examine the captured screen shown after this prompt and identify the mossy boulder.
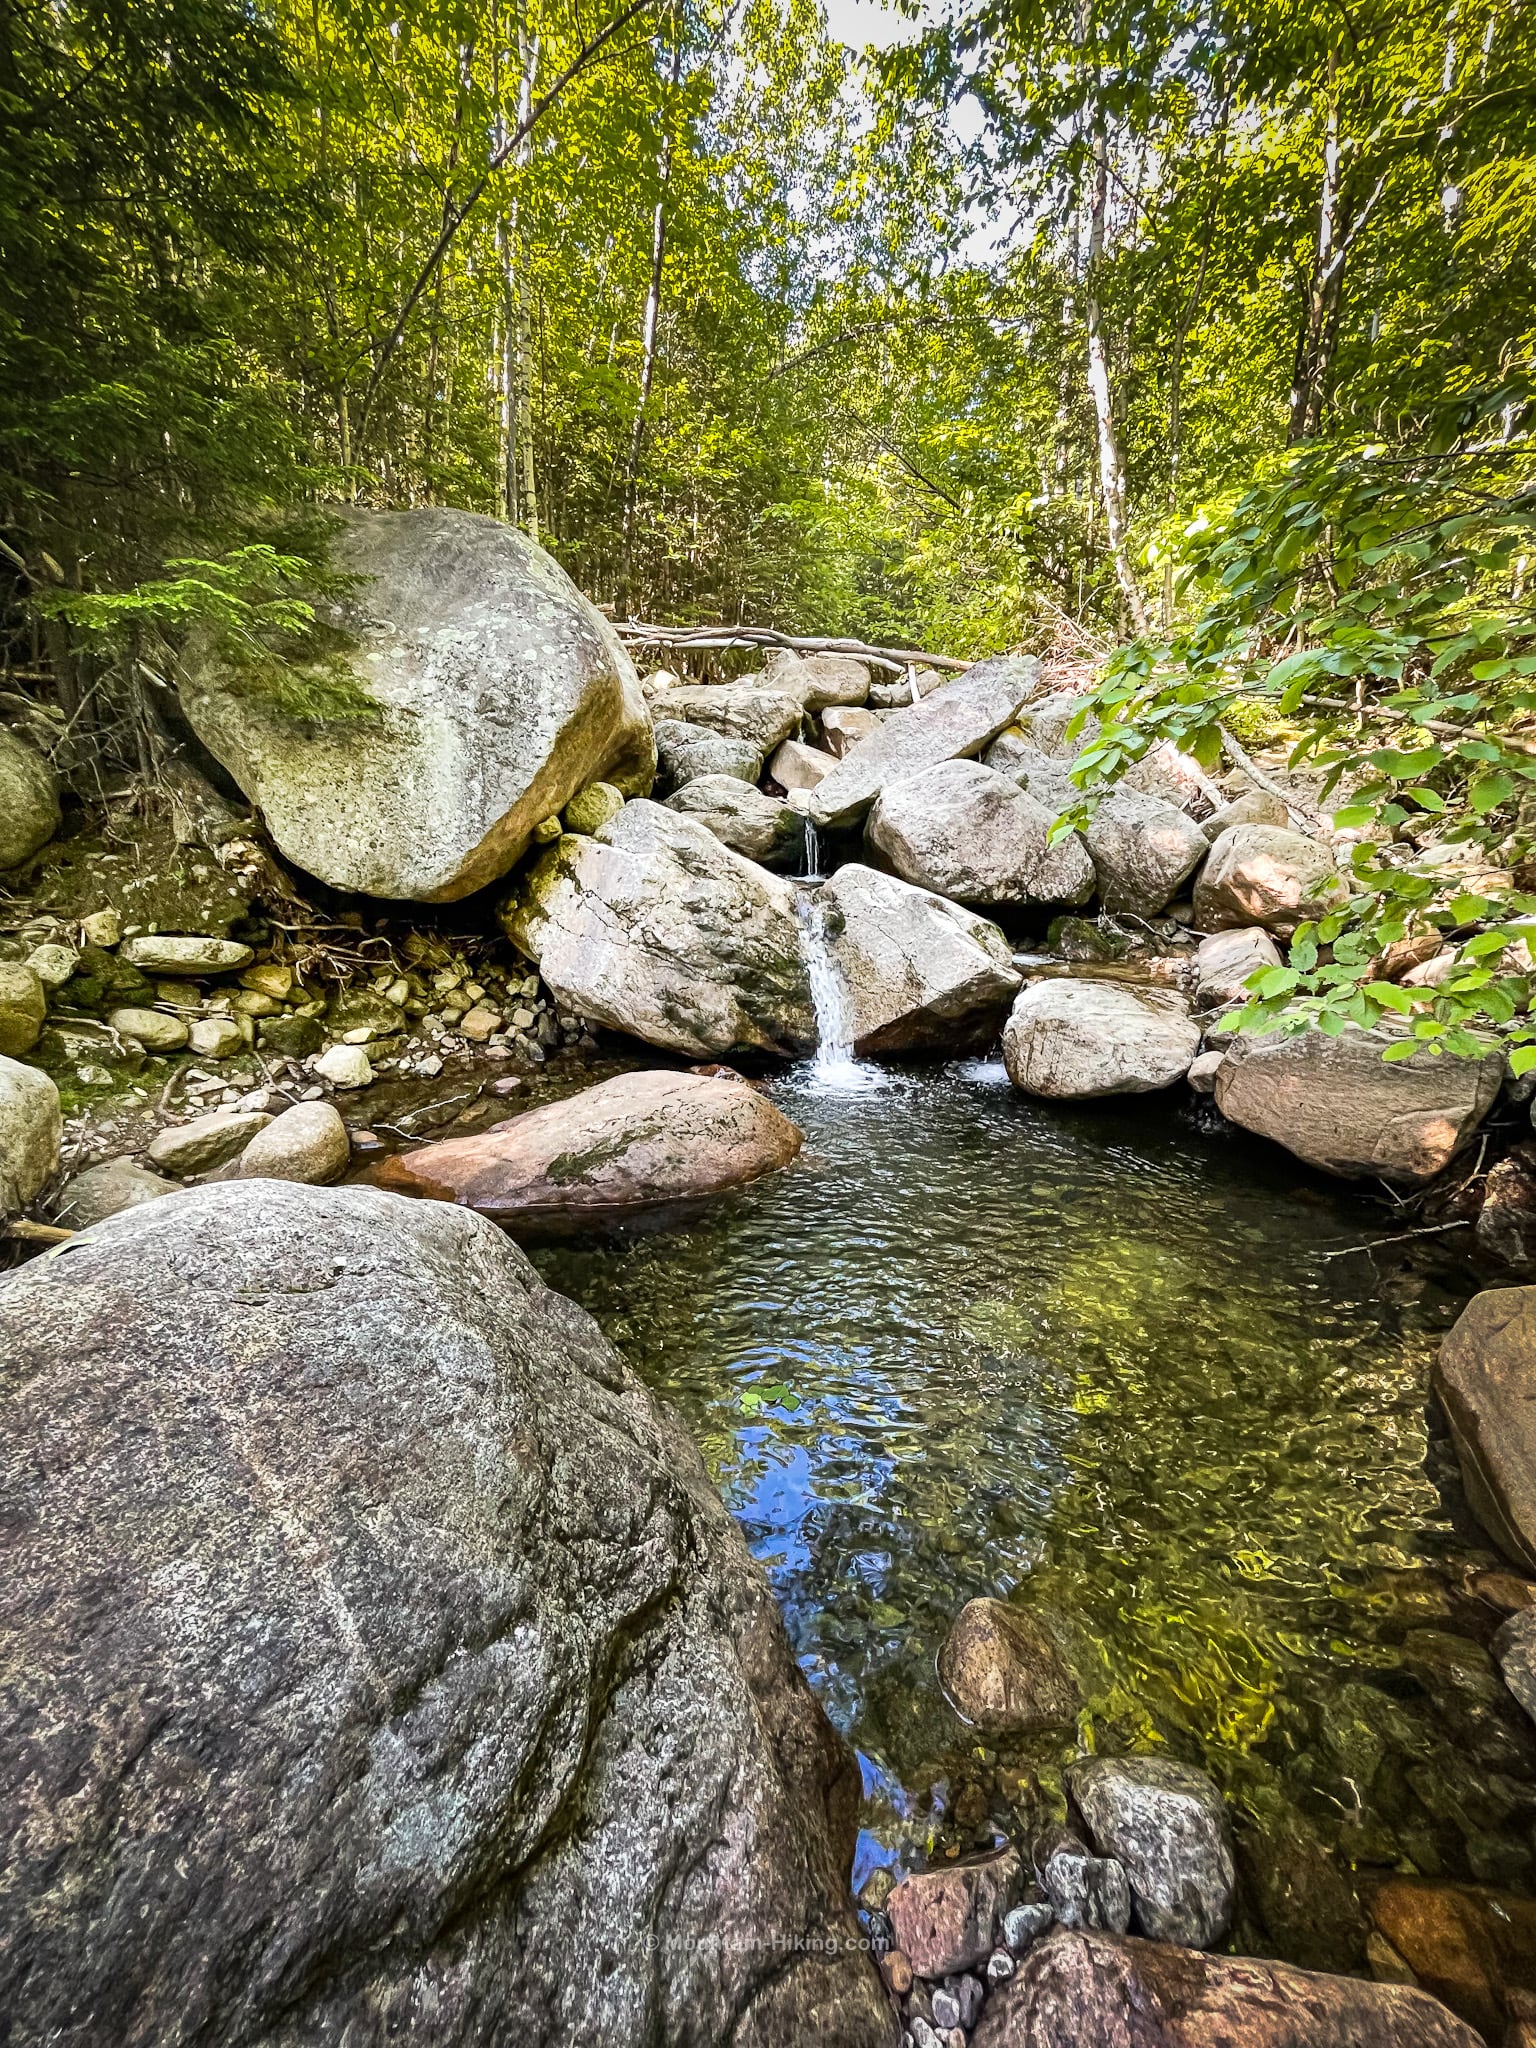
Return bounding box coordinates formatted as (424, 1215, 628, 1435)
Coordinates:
(0, 729, 61, 869)
(0, 965, 48, 1058)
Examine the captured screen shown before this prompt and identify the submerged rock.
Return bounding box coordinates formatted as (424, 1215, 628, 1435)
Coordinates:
(0, 1055, 60, 1219)
(1194, 822, 1346, 935)
(805, 657, 1041, 829)
(1036, 1834, 1132, 1935)
(1003, 980, 1201, 1098)
(653, 717, 762, 790)
(665, 774, 804, 868)
(504, 799, 814, 1058)
(0, 1183, 894, 2048)
(179, 507, 656, 901)
(1497, 1608, 1536, 1728)
(817, 864, 1021, 1055)
(0, 727, 61, 869)
(938, 1598, 1080, 1733)
(973, 1930, 1482, 2048)
(1368, 1876, 1536, 2043)
(1434, 1287, 1536, 1572)
(865, 760, 1095, 908)
(367, 1070, 803, 1227)
(1067, 1756, 1235, 1948)
(1215, 1023, 1503, 1182)
(1084, 787, 1208, 917)
(887, 1848, 1024, 1978)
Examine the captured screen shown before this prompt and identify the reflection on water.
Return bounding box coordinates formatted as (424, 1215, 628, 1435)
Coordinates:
(534, 1061, 1536, 1955)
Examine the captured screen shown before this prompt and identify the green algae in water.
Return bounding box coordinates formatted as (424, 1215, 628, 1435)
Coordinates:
(533, 1059, 1536, 1952)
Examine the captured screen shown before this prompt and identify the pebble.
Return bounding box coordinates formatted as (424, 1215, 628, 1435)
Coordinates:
(1002, 1900, 1054, 1952)
(80, 908, 122, 947)
(120, 936, 254, 976)
(880, 1949, 913, 1996)
(930, 1989, 960, 2030)
(490, 1074, 524, 1096)
(189, 1016, 244, 1059)
(986, 1947, 1015, 1984)
(953, 1975, 984, 2027)
(909, 2022, 941, 2048)
(1038, 1833, 1132, 1934)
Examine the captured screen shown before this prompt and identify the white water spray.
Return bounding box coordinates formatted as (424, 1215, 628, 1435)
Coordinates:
(794, 887, 881, 1090)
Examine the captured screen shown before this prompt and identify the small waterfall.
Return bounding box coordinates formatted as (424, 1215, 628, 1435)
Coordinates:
(795, 887, 878, 1089)
(800, 817, 823, 883)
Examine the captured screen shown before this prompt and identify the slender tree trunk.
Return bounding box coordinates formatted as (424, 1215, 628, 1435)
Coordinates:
(1085, 112, 1148, 634)
(1291, 51, 1342, 442)
(621, 36, 682, 604)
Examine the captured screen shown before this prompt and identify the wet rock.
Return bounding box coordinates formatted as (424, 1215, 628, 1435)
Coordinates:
(887, 1847, 1024, 1977)
(806, 658, 1041, 830)
(147, 1109, 273, 1176)
(0, 726, 61, 869)
(314, 1044, 372, 1089)
(665, 775, 804, 869)
(120, 936, 255, 976)
(107, 1005, 189, 1053)
(938, 1598, 1080, 1733)
(1067, 1756, 1235, 1948)
(987, 1947, 1017, 1984)
(1496, 1609, 1536, 1727)
(656, 682, 804, 757)
(367, 1070, 803, 1227)
(54, 1158, 177, 1227)
(1085, 788, 1209, 917)
(505, 801, 814, 1059)
(1231, 1775, 1367, 1972)
(653, 717, 762, 789)
(1003, 980, 1201, 1098)
(822, 706, 881, 756)
(562, 780, 625, 835)
(0, 1182, 893, 2048)
(1433, 1290, 1536, 1572)
(1194, 823, 1346, 936)
(0, 1055, 60, 1218)
(1216, 1023, 1503, 1183)
(0, 963, 47, 1058)
(818, 864, 1021, 1056)
(1201, 787, 1291, 841)
(1002, 1900, 1055, 1952)
(236, 1101, 351, 1184)
(188, 1016, 243, 1059)
(1368, 1876, 1536, 2043)
(973, 1929, 1483, 2048)
(770, 737, 838, 791)
(180, 507, 655, 901)
(1194, 926, 1282, 1010)
(879, 1949, 913, 1996)
(1036, 1831, 1132, 1934)
(865, 760, 1095, 908)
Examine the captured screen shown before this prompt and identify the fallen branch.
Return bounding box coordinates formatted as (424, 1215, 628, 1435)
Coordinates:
(616, 621, 972, 675)
(1317, 1219, 1470, 1258)
(1217, 723, 1321, 832)
(8, 1219, 74, 1245)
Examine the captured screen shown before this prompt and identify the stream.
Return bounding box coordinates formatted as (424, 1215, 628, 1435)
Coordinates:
(533, 1053, 1536, 1961)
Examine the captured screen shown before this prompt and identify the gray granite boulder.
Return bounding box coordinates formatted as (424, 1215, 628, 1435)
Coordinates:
(866, 760, 1094, 908)
(653, 718, 762, 789)
(0, 726, 61, 869)
(0, 1055, 59, 1219)
(1085, 788, 1209, 917)
(665, 774, 804, 868)
(1067, 1756, 1235, 1948)
(1004, 980, 1201, 1098)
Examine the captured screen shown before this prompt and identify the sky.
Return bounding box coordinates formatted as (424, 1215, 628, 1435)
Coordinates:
(821, 0, 930, 48)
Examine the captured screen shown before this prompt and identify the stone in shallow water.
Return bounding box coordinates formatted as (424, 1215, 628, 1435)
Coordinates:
(1433, 1289, 1536, 1573)
(938, 1598, 1079, 1733)
(1066, 1755, 1235, 1948)
(0, 1182, 893, 2048)
(1003, 979, 1200, 1098)
(887, 1847, 1024, 1978)
(1368, 1875, 1536, 2042)
(1036, 1832, 1132, 1934)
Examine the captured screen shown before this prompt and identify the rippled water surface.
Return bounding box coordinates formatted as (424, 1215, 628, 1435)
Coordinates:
(535, 1058, 1535, 1952)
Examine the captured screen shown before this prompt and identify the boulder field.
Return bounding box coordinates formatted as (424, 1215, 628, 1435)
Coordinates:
(0, 1182, 895, 2048)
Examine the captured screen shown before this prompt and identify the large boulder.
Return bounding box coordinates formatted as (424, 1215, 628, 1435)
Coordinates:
(367, 1070, 803, 1227)
(0, 1182, 895, 2048)
(865, 761, 1095, 908)
(1085, 788, 1209, 917)
(1434, 1287, 1536, 1573)
(1018, 689, 1095, 757)
(1004, 980, 1201, 1098)
(817, 864, 1021, 1055)
(178, 508, 655, 902)
(1122, 743, 1223, 818)
(0, 727, 61, 869)
(653, 717, 761, 789)
(983, 731, 1083, 818)
(973, 1930, 1481, 2048)
(1194, 823, 1346, 935)
(653, 683, 802, 757)
(805, 657, 1041, 829)
(665, 774, 804, 868)
(764, 650, 871, 711)
(503, 800, 814, 1058)
(0, 1055, 60, 1219)
(1066, 1757, 1234, 1949)
(1214, 1024, 1504, 1182)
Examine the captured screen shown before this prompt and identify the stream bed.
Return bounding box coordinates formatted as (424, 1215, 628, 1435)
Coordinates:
(534, 1055, 1536, 1965)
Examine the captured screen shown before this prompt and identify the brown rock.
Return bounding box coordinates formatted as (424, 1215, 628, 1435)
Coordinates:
(880, 1949, 914, 1996)
(1369, 1877, 1536, 2044)
(937, 1599, 1080, 1732)
(1476, 1155, 1536, 1270)
(974, 1929, 1483, 2048)
(1194, 823, 1346, 935)
(366, 1069, 802, 1228)
(822, 706, 882, 757)
(887, 1848, 1023, 1978)
(1434, 1288, 1536, 1572)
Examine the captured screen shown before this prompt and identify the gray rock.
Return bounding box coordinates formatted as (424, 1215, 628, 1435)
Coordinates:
(822, 706, 882, 757)
(953, 1974, 985, 2027)
(770, 737, 838, 791)
(25, 941, 78, 989)
(1187, 1049, 1223, 1094)
(54, 1158, 177, 1227)
(981, 734, 1081, 819)
(654, 683, 803, 757)
(866, 761, 1095, 908)
(653, 718, 763, 789)
(806, 658, 1042, 830)
(0, 1055, 60, 1219)
(0, 727, 61, 869)
(107, 1005, 189, 1053)
(1194, 926, 1281, 1010)
(0, 963, 47, 1058)
(665, 775, 804, 868)
(505, 800, 814, 1059)
(1018, 690, 1095, 757)
(0, 1182, 893, 2048)
(1067, 1756, 1235, 1948)
(314, 1043, 372, 1089)
(986, 1948, 1017, 1984)
(1004, 980, 1201, 1098)
(236, 1101, 351, 1184)
(120, 936, 255, 976)
(764, 650, 872, 711)
(147, 1109, 273, 1175)
(1002, 1901, 1055, 1953)
(179, 507, 655, 902)
(188, 1016, 244, 1059)
(1085, 788, 1209, 917)
(1195, 823, 1346, 936)
(818, 864, 1021, 1056)
(1495, 1608, 1536, 1727)
(1201, 787, 1291, 841)
(931, 1988, 961, 2030)
(1122, 743, 1223, 818)
(1216, 1023, 1504, 1183)
(1037, 1835, 1132, 1935)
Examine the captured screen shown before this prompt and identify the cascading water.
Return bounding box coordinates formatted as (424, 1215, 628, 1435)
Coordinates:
(794, 886, 881, 1090)
(800, 817, 823, 883)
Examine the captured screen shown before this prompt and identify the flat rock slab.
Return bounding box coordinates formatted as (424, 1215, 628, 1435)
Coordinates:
(1216, 1023, 1503, 1183)
(805, 657, 1041, 829)
(974, 1929, 1482, 2048)
(1067, 1756, 1235, 1948)
(1004, 979, 1200, 1097)
(0, 1182, 894, 2048)
(1434, 1286, 1536, 1572)
(367, 1069, 803, 1227)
